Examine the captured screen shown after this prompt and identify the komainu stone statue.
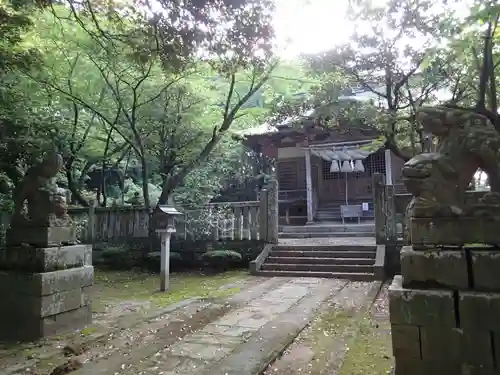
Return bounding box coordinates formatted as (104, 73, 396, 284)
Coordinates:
(11, 152, 72, 227)
(402, 106, 500, 220)
(7, 152, 76, 246)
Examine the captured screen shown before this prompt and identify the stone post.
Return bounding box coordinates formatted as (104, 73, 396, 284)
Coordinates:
(372, 173, 385, 244)
(304, 148, 314, 223)
(87, 200, 96, 243)
(384, 149, 393, 185)
(385, 184, 397, 245)
(259, 187, 269, 241)
(266, 179, 279, 244)
(159, 231, 173, 292)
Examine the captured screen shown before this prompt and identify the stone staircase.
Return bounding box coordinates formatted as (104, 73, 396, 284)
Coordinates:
(253, 244, 377, 281)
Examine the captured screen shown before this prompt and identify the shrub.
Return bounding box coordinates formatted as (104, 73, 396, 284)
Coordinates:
(146, 251, 183, 272)
(99, 245, 135, 269)
(200, 250, 243, 272)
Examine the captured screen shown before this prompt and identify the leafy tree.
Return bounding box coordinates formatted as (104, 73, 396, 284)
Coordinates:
(443, 2, 500, 129)
(30, 1, 277, 208)
(302, 0, 464, 159)
(0, 0, 53, 208)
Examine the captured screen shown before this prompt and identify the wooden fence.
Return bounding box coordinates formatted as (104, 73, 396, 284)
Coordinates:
(0, 201, 263, 244)
(372, 172, 489, 246)
(0, 181, 281, 245)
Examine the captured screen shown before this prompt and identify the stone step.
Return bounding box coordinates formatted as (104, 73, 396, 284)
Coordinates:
(315, 215, 374, 222)
(261, 263, 374, 273)
(274, 244, 376, 251)
(280, 224, 375, 233)
(279, 232, 374, 238)
(270, 250, 376, 259)
(266, 256, 374, 265)
(254, 270, 375, 281)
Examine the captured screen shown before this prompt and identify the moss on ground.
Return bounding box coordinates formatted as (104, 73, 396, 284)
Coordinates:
(307, 308, 358, 373)
(338, 286, 393, 375)
(93, 269, 249, 312)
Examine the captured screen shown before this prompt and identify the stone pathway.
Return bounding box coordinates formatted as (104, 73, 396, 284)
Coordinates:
(4, 277, 379, 375)
(263, 280, 381, 375)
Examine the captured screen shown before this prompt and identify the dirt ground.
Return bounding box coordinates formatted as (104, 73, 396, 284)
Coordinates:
(0, 269, 253, 375)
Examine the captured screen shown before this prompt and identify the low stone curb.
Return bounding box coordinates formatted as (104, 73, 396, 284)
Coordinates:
(249, 244, 273, 274)
(203, 282, 337, 375)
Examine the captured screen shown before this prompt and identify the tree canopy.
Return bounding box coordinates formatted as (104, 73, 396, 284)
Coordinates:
(0, 0, 497, 210)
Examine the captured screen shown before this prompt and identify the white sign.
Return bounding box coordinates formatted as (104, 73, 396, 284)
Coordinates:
(362, 202, 369, 211)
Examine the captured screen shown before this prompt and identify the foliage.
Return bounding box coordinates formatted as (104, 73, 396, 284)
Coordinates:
(1, 0, 497, 213)
(145, 251, 183, 272)
(178, 205, 234, 239)
(298, 0, 464, 159)
(98, 245, 135, 269)
(200, 249, 243, 271)
(0, 0, 282, 210)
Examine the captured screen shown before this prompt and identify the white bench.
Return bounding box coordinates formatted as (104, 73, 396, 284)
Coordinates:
(340, 204, 362, 224)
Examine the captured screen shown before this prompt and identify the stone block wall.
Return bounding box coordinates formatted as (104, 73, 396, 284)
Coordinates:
(0, 244, 93, 341)
(390, 242, 500, 374)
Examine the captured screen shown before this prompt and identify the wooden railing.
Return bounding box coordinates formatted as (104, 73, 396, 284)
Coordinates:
(278, 189, 307, 202)
(176, 201, 262, 241)
(0, 181, 281, 245)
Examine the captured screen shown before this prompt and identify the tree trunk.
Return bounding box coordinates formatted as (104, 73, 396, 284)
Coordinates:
(140, 157, 150, 208)
(66, 169, 89, 207)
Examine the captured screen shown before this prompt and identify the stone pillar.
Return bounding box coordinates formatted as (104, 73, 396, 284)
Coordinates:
(384, 149, 393, 185)
(259, 188, 268, 241)
(0, 244, 93, 341)
(304, 148, 314, 223)
(372, 173, 385, 244)
(159, 231, 172, 291)
(389, 216, 500, 374)
(266, 179, 279, 244)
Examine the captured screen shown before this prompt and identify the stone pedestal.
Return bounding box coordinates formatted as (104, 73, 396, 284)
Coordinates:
(6, 225, 77, 248)
(0, 244, 93, 341)
(390, 217, 500, 374)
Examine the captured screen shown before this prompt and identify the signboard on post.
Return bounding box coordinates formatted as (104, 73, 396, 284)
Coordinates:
(151, 204, 182, 292)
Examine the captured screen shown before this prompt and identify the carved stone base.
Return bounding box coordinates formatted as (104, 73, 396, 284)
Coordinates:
(0, 244, 92, 273)
(401, 246, 500, 291)
(0, 244, 93, 341)
(0, 264, 93, 341)
(409, 216, 500, 247)
(400, 246, 469, 289)
(6, 225, 77, 247)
